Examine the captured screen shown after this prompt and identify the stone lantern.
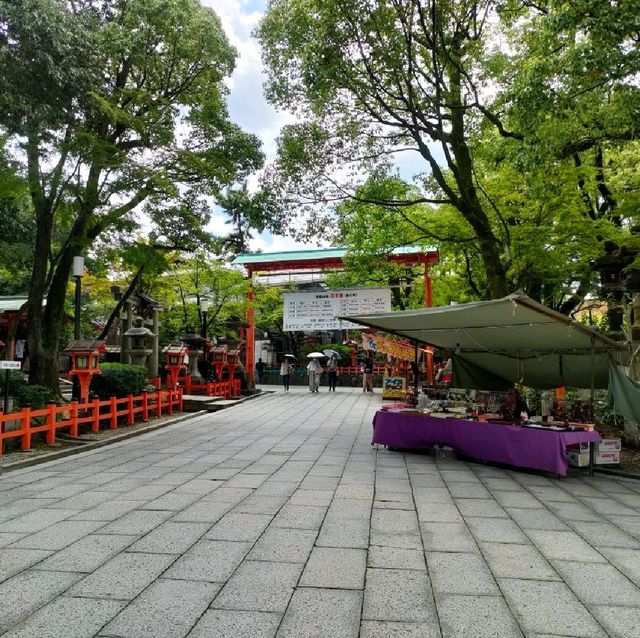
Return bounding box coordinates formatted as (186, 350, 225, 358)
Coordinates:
(211, 345, 228, 382)
(123, 317, 155, 368)
(65, 340, 106, 403)
(163, 344, 188, 389)
(181, 327, 205, 384)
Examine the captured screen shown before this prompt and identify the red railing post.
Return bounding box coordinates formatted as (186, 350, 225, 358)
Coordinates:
(0, 411, 4, 456)
(21, 406, 32, 450)
(70, 401, 79, 437)
(178, 388, 183, 411)
(46, 402, 57, 445)
(166, 389, 173, 415)
(142, 392, 148, 422)
(127, 394, 134, 425)
(110, 396, 117, 429)
(157, 390, 162, 417)
(91, 399, 100, 432)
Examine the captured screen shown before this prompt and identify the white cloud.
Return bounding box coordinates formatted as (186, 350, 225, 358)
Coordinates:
(200, 0, 310, 253)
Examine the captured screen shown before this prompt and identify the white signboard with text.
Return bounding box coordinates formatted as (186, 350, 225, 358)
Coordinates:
(283, 288, 391, 331)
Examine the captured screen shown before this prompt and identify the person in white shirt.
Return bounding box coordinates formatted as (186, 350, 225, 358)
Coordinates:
(280, 359, 293, 391)
(307, 358, 321, 393)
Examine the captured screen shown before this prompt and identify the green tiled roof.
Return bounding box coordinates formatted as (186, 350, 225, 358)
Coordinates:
(232, 246, 436, 265)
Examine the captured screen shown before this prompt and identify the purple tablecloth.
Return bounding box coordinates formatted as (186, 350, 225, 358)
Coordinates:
(372, 411, 601, 476)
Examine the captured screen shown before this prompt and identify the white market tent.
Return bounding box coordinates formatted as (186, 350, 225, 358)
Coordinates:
(340, 293, 628, 390)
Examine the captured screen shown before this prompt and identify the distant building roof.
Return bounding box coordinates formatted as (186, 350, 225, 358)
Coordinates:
(65, 340, 106, 353)
(0, 296, 30, 312)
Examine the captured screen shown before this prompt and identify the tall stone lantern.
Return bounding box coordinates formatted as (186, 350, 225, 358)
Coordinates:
(123, 317, 155, 369)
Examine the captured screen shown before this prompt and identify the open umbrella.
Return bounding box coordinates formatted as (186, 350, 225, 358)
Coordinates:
(323, 348, 342, 359)
(307, 352, 325, 358)
(284, 353, 297, 360)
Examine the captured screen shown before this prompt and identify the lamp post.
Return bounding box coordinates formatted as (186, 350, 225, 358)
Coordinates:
(201, 298, 210, 363)
(73, 256, 84, 340)
(72, 256, 84, 400)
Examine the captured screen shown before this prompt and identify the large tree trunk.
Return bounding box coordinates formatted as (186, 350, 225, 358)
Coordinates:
(445, 46, 509, 299)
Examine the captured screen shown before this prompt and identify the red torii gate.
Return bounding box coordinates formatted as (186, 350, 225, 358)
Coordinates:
(233, 247, 439, 383)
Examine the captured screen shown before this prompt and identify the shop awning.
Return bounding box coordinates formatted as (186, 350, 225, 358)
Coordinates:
(340, 293, 628, 389)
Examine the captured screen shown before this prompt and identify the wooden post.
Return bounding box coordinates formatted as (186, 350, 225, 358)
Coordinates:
(127, 394, 134, 425)
(46, 402, 57, 444)
(21, 406, 31, 450)
(92, 399, 100, 432)
(110, 396, 118, 429)
(167, 390, 173, 415)
(178, 388, 183, 412)
(70, 401, 79, 437)
(142, 392, 148, 422)
(157, 390, 162, 417)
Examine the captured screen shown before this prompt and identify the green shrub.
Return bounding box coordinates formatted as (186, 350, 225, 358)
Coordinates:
(91, 363, 148, 399)
(6, 370, 27, 395)
(14, 384, 56, 410)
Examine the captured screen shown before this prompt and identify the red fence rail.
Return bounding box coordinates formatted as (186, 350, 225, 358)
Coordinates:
(178, 377, 241, 399)
(0, 388, 183, 456)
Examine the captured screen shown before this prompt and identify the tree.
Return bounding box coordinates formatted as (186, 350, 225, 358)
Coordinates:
(257, 0, 640, 308)
(0, 0, 263, 390)
(0, 144, 33, 294)
(258, 0, 516, 297)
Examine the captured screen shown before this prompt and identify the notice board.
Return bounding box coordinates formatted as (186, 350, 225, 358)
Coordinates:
(283, 288, 391, 331)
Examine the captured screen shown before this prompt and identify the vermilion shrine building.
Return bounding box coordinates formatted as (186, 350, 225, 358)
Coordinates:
(233, 247, 439, 382)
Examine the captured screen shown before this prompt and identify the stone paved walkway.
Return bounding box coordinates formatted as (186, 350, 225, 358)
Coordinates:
(1, 387, 640, 637)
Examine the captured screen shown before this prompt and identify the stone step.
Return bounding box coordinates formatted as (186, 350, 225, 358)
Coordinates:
(181, 395, 226, 412)
(205, 399, 244, 412)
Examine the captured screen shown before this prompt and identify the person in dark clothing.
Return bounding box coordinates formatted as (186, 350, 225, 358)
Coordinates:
(327, 355, 338, 391)
(500, 388, 529, 422)
(363, 355, 374, 392)
(256, 358, 265, 383)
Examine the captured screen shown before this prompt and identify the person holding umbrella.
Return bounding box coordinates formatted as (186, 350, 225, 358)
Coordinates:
(280, 355, 294, 392)
(306, 352, 323, 392)
(325, 351, 339, 392)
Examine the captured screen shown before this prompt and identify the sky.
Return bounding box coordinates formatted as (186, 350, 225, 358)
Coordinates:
(201, 0, 430, 255)
(200, 0, 315, 254)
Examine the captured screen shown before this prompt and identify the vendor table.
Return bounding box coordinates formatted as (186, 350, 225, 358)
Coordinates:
(372, 411, 601, 476)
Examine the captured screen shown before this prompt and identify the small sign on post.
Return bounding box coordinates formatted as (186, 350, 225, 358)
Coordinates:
(1, 360, 21, 415)
(0, 361, 21, 370)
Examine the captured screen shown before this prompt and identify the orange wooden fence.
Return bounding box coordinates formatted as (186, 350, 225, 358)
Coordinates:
(0, 388, 182, 456)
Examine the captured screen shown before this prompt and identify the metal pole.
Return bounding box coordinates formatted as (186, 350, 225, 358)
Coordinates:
(202, 310, 207, 362)
(3, 369, 9, 415)
(414, 341, 419, 394)
(72, 275, 81, 400)
(74, 276, 81, 340)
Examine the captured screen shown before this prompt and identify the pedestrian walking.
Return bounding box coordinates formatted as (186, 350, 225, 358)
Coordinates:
(362, 355, 374, 392)
(256, 357, 265, 383)
(327, 354, 338, 391)
(280, 359, 292, 391)
(307, 358, 321, 393)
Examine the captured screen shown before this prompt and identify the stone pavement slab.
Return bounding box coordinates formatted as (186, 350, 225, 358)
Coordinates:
(2, 596, 126, 638)
(300, 547, 366, 589)
(277, 588, 362, 638)
(187, 610, 281, 638)
(0, 570, 82, 633)
(99, 578, 220, 638)
(4, 387, 640, 637)
(212, 560, 302, 612)
(436, 594, 523, 638)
